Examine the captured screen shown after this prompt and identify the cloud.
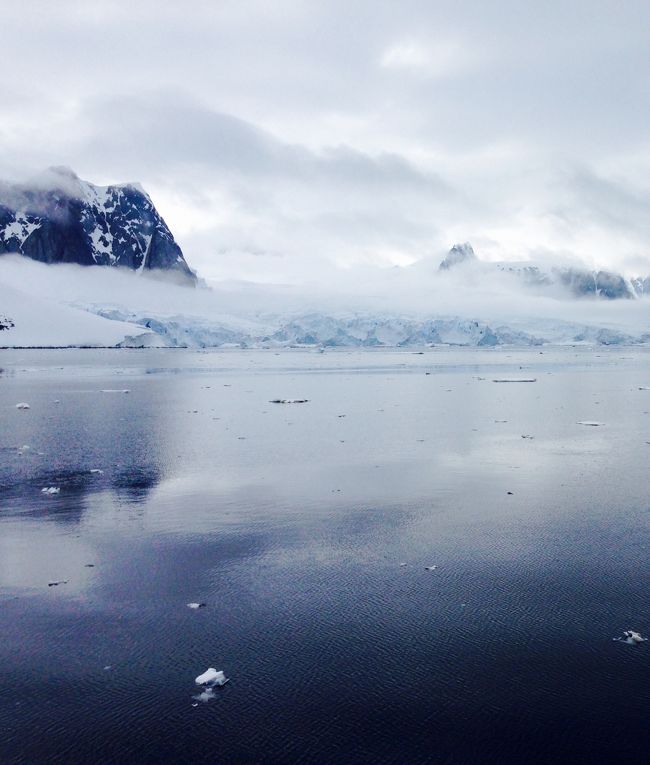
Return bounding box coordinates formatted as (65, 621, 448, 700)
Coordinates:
(380, 40, 477, 78)
(2, 1, 650, 281)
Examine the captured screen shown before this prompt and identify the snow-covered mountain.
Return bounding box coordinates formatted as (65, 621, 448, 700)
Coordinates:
(0, 167, 195, 283)
(436, 242, 647, 300)
(0, 281, 162, 347)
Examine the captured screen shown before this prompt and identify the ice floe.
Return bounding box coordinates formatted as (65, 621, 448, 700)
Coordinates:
(615, 630, 647, 645)
(195, 668, 229, 686)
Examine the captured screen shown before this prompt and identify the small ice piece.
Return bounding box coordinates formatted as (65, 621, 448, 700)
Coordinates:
(270, 399, 309, 404)
(195, 668, 229, 686)
(15, 402, 30, 409)
(194, 688, 215, 703)
(100, 389, 130, 394)
(187, 602, 206, 609)
(89, 469, 104, 474)
(424, 565, 438, 571)
(577, 421, 604, 427)
(616, 630, 647, 645)
(491, 378, 536, 383)
(41, 487, 60, 495)
(48, 580, 68, 587)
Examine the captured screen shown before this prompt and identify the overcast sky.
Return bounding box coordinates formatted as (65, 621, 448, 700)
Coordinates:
(2, 0, 650, 282)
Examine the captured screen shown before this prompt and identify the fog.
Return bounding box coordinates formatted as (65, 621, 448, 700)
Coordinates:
(1, 256, 648, 339)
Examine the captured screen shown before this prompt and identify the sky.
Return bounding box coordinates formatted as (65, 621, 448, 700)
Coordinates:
(2, 0, 650, 283)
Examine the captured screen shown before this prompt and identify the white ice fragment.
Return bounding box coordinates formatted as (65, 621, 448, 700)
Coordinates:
(15, 402, 30, 409)
(193, 688, 215, 703)
(41, 486, 60, 495)
(424, 565, 438, 571)
(195, 668, 229, 686)
(187, 602, 206, 609)
(615, 630, 647, 645)
(492, 378, 537, 383)
(577, 421, 604, 427)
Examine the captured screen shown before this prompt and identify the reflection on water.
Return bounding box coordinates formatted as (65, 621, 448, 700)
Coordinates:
(2, 348, 650, 764)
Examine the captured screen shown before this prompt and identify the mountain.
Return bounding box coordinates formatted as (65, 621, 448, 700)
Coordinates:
(0, 167, 195, 283)
(438, 243, 647, 299)
(0, 281, 163, 348)
(439, 242, 477, 270)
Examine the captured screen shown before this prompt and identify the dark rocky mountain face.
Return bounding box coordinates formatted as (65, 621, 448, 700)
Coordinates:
(0, 167, 195, 283)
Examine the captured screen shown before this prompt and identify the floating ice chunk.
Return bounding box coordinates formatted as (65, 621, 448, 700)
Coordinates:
(100, 389, 130, 394)
(492, 378, 537, 383)
(41, 486, 60, 495)
(270, 399, 309, 404)
(187, 602, 206, 609)
(615, 630, 647, 645)
(15, 402, 30, 409)
(577, 421, 604, 427)
(193, 688, 215, 703)
(48, 580, 68, 587)
(195, 668, 229, 686)
(424, 565, 438, 571)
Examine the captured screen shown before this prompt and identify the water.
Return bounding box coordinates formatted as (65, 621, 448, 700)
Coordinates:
(1, 347, 650, 764)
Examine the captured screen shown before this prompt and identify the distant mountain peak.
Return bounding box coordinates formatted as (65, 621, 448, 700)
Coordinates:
(0, 169, 196, 284)
(439, 242, 477, 270)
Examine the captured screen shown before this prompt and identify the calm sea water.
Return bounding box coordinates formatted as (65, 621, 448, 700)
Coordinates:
(2, 347, 650, 764)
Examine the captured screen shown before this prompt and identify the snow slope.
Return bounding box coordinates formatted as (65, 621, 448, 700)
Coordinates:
(0, 282, 161, 347)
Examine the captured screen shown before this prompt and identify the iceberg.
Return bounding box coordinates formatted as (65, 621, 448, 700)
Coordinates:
(195, 668, 229, 687)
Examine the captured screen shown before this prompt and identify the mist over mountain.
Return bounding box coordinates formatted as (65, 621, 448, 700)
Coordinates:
(0, 167, 195, 284)
(431, 241, 649, 300)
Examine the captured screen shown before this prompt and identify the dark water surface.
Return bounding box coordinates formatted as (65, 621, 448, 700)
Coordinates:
(2, 347, 650, 764)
